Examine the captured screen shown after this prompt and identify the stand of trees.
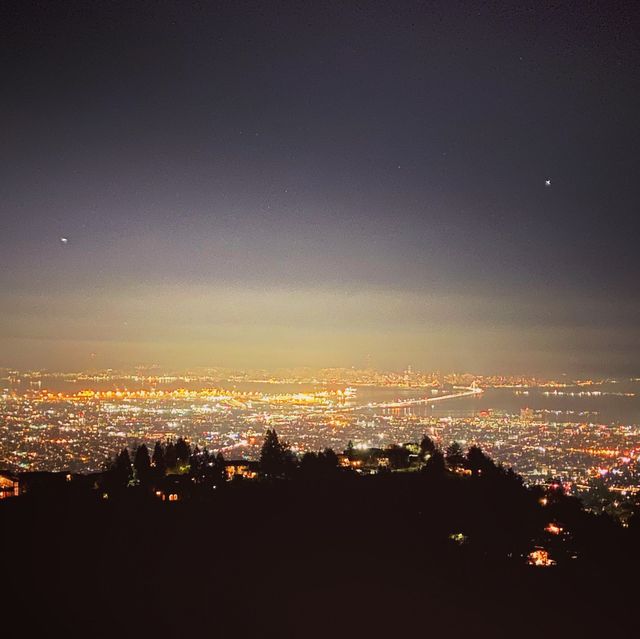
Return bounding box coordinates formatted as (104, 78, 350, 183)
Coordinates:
(259, 428, 296, 479)
(98, 430, 566, 494)
(78, 427, 640, 555)
(5, 430, 640, 637)
(102, 437, 227, 492)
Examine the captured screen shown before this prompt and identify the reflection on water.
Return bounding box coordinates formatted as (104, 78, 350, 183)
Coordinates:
(8, 375, 640, 425)
(375, 386, 640, 424)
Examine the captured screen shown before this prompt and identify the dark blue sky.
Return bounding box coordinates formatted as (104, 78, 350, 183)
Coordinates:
(1, 1, 639, 374)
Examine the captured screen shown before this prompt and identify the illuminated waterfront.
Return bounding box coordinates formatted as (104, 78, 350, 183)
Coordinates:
(2, 368, 640, 504)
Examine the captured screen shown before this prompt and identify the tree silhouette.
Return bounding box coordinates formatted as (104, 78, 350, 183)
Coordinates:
(214, 452, 227, 485)
(175, 437, 191, 466)
(422, 449, 446, 478)
(300, 452, 319, 476)
(321, 448, 339, 469)
(300, 448, 341, 480)
(345, 440, 355, 460)
(114, 447, 133, 487)
(419, 434, 437, 459)
(445, 441, 465, 470)
(189, 447, 203, 478)
(165, 441, 177, 470)
(152, 441, 166, 476)
(133, 444, 151, 485)
(467, 445, 498, 477)
(259, 429, 292, 479)
(386, 444, 410, 469)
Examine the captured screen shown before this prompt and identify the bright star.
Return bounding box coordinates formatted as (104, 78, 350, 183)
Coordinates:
(545, 179, 551, 186)
(60, 237, 68, 244)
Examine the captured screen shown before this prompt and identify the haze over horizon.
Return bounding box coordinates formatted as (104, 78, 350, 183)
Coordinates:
(2, 1, 639, 376)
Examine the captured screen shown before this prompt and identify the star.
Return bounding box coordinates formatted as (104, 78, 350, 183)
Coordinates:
(545, 179, 551, 186)
(60, 237, 68, 244)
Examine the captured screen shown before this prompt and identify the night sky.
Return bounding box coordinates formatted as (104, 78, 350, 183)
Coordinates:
(2, 1, 639, 375)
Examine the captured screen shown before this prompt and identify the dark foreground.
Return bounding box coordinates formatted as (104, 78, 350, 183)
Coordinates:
(2, 471, 638, 638)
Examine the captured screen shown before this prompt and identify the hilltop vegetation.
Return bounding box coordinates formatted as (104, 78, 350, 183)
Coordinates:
(2, 432, 640, 637)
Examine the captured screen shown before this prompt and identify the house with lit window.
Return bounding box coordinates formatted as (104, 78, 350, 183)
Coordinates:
(155, 474, 194, 502)
(224, 460, 259, 480)
(339, 448, 392, 473)
(0, 471, 19, 499)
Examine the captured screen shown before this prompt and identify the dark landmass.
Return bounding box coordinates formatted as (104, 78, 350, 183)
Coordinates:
(3, 450, 639, 638)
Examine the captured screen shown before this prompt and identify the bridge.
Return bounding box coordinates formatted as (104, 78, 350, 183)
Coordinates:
(372, 383, 483, 409)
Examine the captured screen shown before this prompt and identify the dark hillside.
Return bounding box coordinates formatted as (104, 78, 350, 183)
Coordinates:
(2, 468, 637, 638)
